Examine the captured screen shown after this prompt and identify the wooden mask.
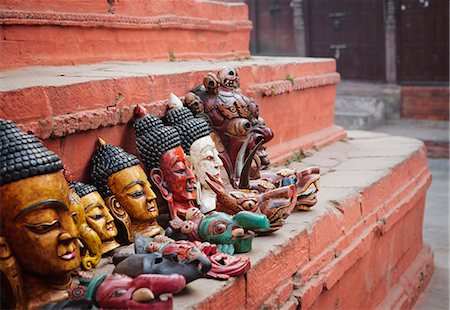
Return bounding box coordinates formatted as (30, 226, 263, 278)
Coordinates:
(91, 138, 163, 241)
(0, 119, 81, 308)
(68, 188, 102, 269)
(70, 182, 120, 255)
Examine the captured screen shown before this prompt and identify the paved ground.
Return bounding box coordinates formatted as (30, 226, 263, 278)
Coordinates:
(373, 119, 449, 144)
(371, 122, 449, 309)
(414, 158, 449, 309)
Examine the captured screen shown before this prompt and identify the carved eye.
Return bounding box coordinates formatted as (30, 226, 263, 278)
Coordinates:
(71, 212, 78, 224)
(212, 223, 227, 235)
(242, 200, 256, 211)
(26, 220, 60, 234)
(128, 190, 144, 198)
(111, 289, 127, 298)
(228, 70, 235, 76)
(227, 119, 252, 136)
(205, 155, 214, 161)
(90, 214, 104, 221)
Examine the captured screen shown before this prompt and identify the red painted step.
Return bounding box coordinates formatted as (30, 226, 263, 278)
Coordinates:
(0, 0, 251, 70)
(0, 57, 345, 181)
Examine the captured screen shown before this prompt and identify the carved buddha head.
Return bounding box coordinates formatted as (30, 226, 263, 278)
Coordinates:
(71, 181, 120, 254)
(91, 138, 163, 240)
(67, 186, 102, 270)
(133, 106, 198, 220)
(0, 119, 80, 308)
(165, 94, 224, 212)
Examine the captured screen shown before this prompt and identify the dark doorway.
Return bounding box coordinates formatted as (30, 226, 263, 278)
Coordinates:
(246, 0, 297, 56)
(305, 0, 386, 80)
(397, 0, 449, 84)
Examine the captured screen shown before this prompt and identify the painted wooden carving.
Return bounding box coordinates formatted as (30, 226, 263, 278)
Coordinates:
(70, 181, 120, 255)
(91, 138, 163, 242)
(133, 106, 196, 221)
(187, 67, 274, 188)
(185, 69, 321, 211)
(112, 251, 207, 284)
(93, 274, 185, 309)
(257, 167, 321, 211)
(165, 93, 223, 213)
(135, 234, 212, 274)
(0, 119, 80, 309)
(206, 173, 297, 233)
(133, 108, 270, 253)
(49, 273, 185, 309)
(167, 94, 300, 230)
(67, 187, 102, 270)
(135, 234, 250, 280)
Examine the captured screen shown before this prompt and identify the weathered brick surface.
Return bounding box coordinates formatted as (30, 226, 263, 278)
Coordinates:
(280, 299, 298, 310)
(261, 279, 294, 309)
(246, 229, 309, 310)
(401, 86, 449, 121)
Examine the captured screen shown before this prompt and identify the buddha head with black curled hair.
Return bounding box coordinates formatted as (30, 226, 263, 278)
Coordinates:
(165, 94, 224, 213)
(70, 181, 120, 254)
(0, 119, 80, 309)
(133, 104, 197, 221)
(90, 138, 163, 240)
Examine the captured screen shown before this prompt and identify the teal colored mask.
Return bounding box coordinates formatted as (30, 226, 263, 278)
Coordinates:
(198, 211, 270, 254)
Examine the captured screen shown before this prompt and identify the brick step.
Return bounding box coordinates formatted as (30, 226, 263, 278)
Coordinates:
(401, 86, 449, 121)
(0, 56, 345, 181)
(168, 131, 433, 309)
(336, 81, 402, 123)
(0, 0, 251, 70)
(334, 95, 386, 130)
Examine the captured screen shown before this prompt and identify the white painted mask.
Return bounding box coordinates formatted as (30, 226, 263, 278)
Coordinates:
(189, 135, 224, 191)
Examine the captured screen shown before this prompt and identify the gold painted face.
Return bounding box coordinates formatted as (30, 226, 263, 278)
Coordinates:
(81, 192, 118, 241)
(107, 165, 159, 221)
(68, 188, 86, 230)
(0, 172, 81, 276)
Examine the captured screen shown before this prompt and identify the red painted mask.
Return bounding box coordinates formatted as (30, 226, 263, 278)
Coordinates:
(95, 273, 186, 309)
(160, 146, 197, 202)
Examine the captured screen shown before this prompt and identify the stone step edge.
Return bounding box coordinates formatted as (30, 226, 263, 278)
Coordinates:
(268, 125, 347, 165)
(0, 9, 252, 32)
(0, 0, 249, 20)
(173, 135, 430, 309)
(334, 110, 379, 117)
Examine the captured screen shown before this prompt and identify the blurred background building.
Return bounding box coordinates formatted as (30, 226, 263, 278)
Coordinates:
(225, 0, 449, 122)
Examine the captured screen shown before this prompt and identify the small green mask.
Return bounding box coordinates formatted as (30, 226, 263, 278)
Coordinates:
(198, 211, 270, 254)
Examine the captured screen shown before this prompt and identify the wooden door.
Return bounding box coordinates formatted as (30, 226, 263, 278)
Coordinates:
(397, 0, 449, 84)
(246, 0, 297, 56)
(305, 0, 386, 80)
